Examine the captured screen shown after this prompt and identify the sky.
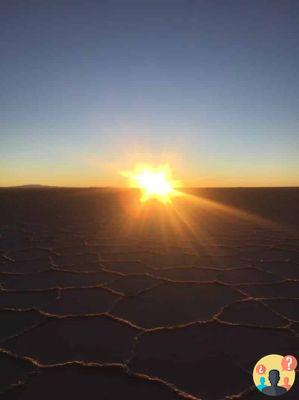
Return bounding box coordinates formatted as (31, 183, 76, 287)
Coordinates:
(1, 0, 299, 187)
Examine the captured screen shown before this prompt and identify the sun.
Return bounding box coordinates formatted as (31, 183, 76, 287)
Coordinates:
(121, 164, 180, 203)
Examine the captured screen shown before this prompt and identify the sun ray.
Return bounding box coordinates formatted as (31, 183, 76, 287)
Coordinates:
(120, 164, 284, 250)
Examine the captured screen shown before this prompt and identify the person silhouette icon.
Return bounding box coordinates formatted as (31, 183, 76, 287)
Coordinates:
(282, 377, 291, 391)
(257, 377, 267, 391)
(262, 370, 287, 396)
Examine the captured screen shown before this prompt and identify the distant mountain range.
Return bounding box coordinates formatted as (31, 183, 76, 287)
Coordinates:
(0, 185, 122, 190)
(6, 184, 57, 189)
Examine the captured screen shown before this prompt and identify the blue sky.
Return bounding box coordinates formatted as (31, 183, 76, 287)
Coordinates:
(1, 0, 299, 186)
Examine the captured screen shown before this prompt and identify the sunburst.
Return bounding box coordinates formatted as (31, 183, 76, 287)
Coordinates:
(121, 164, 180, 203)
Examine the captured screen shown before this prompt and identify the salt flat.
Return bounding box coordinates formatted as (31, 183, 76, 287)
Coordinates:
(0, 188, 298, 399)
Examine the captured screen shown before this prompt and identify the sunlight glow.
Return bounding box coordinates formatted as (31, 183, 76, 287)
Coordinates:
(121, 164, 180, 203)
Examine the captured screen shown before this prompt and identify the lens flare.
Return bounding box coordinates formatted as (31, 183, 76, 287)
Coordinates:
(121, 164, 180, 203)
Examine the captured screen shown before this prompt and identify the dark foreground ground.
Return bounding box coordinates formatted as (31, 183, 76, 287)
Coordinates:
(0, 188, 298, 399)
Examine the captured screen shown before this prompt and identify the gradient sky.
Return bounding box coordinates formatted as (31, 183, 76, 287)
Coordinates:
(1, 0, 299, 187)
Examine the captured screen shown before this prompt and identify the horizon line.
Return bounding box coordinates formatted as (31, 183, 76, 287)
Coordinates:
(1, 185, 299, 190)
